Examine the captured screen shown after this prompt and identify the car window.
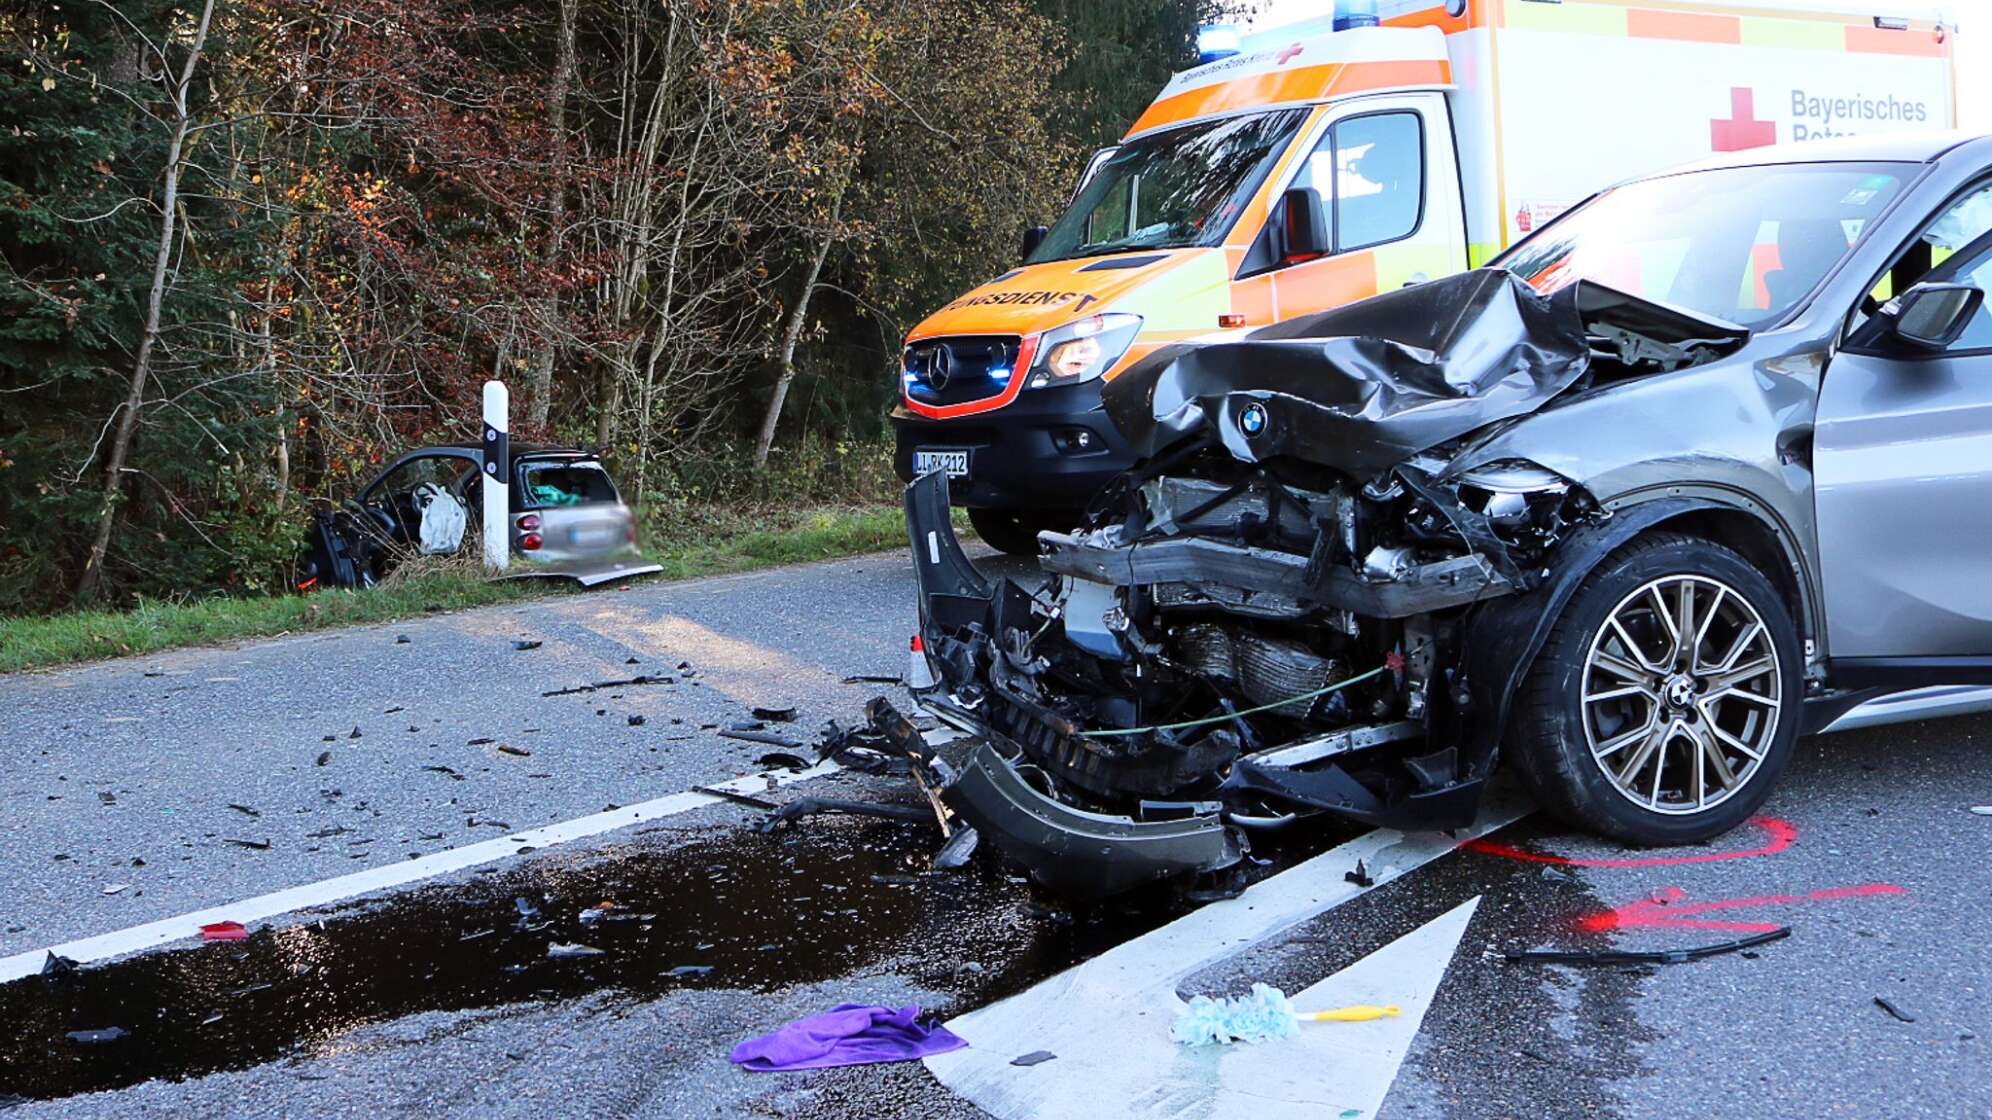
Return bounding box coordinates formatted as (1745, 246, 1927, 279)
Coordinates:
(1928, 242, 1992, 352)
(1291, 111, 1425, 253)
(520, 461, 617, 507)
(1499, 163, 1908, 328)
(370, 455, 472, 500)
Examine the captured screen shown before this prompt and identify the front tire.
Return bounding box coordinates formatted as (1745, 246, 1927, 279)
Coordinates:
(966, 507, 1074, 557)
(1509, 532, 1802, 846)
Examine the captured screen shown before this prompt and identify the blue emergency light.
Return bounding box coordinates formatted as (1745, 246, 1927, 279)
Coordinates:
(1197, 2, 1379, 65)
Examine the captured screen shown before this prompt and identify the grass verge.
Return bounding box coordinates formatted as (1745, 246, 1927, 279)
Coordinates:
(0, 504, 917, 674)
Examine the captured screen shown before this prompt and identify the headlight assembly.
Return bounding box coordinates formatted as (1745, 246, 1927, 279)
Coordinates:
(1025, 313, 1143, 390)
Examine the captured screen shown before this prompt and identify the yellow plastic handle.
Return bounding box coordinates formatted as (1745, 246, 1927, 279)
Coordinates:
(1301, 1004, 1402, 1022)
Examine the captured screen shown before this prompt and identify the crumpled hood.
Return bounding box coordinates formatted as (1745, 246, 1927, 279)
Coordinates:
(1101, 269, 1591, 478)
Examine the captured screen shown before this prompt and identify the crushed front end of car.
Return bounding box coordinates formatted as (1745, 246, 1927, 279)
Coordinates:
(906, 269, 1749, 896)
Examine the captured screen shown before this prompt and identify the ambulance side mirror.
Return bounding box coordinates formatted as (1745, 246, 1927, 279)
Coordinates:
(1020, 225, 1049, 262)
(1280, 187, 1330, 263)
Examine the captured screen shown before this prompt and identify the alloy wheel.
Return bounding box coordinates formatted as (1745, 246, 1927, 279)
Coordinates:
(1579, 574, 1782, 815)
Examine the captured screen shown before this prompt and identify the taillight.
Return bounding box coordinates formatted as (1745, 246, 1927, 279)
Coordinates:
(516, 513, 541, 531)
(520, 533, 543, 551)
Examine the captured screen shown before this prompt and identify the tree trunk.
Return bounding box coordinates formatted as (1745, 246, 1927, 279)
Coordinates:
(753, 192, 842, 469)
(75, 0, 218, 603)
(525, 0, 579, 431)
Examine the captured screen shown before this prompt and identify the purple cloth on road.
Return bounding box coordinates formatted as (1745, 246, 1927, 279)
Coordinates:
(729, 1003, 968, 1071)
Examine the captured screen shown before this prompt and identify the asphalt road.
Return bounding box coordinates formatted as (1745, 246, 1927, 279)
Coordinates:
(1, 546, 1987, 1118)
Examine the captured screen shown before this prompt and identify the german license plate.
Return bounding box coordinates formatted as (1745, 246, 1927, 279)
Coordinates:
(569, 526, 618, 548)
(914, 449, 970, 478)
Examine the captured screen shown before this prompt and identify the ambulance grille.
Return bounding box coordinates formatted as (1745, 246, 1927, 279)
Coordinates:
(904, 335, 1023, 407)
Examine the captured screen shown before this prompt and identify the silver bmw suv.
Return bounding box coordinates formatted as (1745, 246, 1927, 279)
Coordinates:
(908, 132, 1992, 894)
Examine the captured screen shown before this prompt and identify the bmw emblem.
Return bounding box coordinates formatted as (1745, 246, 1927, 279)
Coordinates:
(1239, 402, 1267, 435)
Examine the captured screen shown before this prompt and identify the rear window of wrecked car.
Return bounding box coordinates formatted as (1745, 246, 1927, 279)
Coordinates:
(518, 461, 619, 508)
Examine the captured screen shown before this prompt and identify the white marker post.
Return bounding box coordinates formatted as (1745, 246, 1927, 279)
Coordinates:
(481, 380, 510, 572)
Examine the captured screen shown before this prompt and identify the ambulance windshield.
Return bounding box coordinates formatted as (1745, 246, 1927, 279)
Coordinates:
(1499, 162, 1909, 328)
(1030, 109, 1307, 263)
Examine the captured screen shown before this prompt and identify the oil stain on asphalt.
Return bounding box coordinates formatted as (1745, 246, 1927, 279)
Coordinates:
(1, 815, 1342, 1102)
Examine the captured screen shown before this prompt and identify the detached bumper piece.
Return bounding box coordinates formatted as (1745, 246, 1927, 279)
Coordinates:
(491, 556, 665, 587)
(945, 743, 1240, 896)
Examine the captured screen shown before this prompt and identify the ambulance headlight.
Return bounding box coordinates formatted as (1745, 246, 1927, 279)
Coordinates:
(1027, 313, 1142, 389)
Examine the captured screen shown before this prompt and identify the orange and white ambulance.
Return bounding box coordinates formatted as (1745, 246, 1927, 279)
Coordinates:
(891, 0, 1959, 553)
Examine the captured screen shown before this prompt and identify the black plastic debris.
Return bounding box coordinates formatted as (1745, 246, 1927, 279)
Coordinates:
(96, 792, 116, 806)
(541, 674, 672, 698)
(513, 640, 543, 651)
(694, 786, 779, 811)
(224, 838, 273, 851)
(315, 751, 331, 767)
(727, 720, 767, 732)
(1010, 1050, 1057, 1067)
(751, 706, 798, 723)
(755, 752, 811, 772)
(626, 657, 641, 665)
(933, 826, 980, 870)
(498, 745, 532, 757)
(64, 1027, 127, 1045)
(1875, 996, 1917, 1023)
(815, 721, 905, 775)
(1504, 927, 1789, 966)
(348, 726, 363, 739)
(628, 715, 647, 727)
(720, 728, 802, 749)
(468, 737, 495, 746)
(396, 635, 412, 644)
(40, 953, 79, 978)
(228, 804, 261, 818)
(754, 797, 936, 833)
(842, 674, 900, 685)
(1345, 859, 1375, 888)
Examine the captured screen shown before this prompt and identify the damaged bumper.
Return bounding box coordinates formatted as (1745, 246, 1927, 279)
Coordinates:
(945, 742, 1240, 895)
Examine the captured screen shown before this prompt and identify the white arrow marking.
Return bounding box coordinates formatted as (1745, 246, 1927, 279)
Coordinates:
(925, 792, 1525, 1119)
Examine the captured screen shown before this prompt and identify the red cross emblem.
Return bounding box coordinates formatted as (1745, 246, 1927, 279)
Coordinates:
(1710, 87, 1776, 152)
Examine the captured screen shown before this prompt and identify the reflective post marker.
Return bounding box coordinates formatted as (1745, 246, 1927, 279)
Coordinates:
(481, 380, 509, 572)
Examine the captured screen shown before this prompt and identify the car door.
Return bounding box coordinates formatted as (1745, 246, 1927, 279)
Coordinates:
(1814, 191, 1992, 661)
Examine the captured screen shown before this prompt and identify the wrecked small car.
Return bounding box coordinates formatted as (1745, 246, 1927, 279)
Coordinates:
(300, 444, 663, 589)
(909, 134, 1992, 894)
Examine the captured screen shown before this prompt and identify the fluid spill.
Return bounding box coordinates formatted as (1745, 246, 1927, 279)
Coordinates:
(0, 816, 1349, 1101)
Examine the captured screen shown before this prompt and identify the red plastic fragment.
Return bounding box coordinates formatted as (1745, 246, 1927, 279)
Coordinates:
(198, 921, 248, 941)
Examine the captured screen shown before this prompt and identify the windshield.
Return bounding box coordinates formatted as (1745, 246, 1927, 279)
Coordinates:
(1029, 110, 1307, 263)
(1498, 162, 1910, 328)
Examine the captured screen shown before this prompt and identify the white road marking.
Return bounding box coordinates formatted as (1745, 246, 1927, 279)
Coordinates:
(924, 792, 1527, 1119)
(0, 761, 841, 986)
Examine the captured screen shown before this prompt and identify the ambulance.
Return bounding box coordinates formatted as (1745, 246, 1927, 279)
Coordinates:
(890, 0, 1959, 553)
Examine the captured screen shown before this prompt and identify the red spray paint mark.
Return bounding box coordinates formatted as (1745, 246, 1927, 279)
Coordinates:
(1464, 816, 1797, 868)
(1575, 883, 1906, 933)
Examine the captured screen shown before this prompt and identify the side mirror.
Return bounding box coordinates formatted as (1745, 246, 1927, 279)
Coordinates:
(1020, 224, 1049, 262)
(1279, 186, 1330, 262)
(1884, 282, 1984, 350)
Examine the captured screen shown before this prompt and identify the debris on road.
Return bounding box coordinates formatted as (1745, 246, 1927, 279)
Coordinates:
(693, 786, 779, 811)
(842, 674, 901, 685)
(754, 797, 937, 833)
(752, 706, 798, 722)
(1874, 996, 1917, 1023)
(513, 640, 543, 651)
(933, 826, 980, 870)
(199, 921, 249, 941)
(497, 744, 532, 757)
(1502, 927, 1790, 966)
(547, 942, 605, 959)
(228, 803, 261, 817)
(316, 751, 332, 767)
(224, 837, 273, 850)
(667, 964, 714, 977)
(1010, 1050, 1057, 1067)
(1172, 984, 1400, 1046)
(64, 1027, 128, 1045)
(1971, 805, 1992, 816)
(540, 674, 672, 698)
(755, 752, 811, 771)
(729, 1004, 968, 1071)
(720, 728, 803, 749)
(1345, 859, 1375, 888)
(627, 715, 646, 726)
(41, 953, 79, 977)
(101, 884, 129, 896)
